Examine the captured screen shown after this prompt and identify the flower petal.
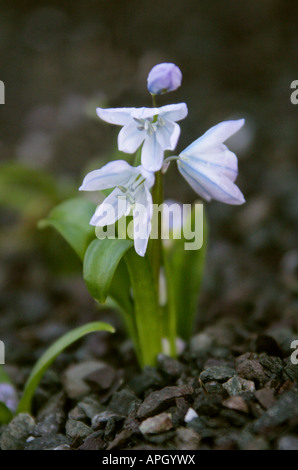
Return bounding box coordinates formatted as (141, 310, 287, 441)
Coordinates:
(156, 121, 180, 150)
(159, 103, 188, 122)
(79, 160, 138, 191)
(118, 121, 145, 154)
(178, 159, 245, 205)
(182, 119, 245, 155)
(96, 107, 135, 126)
(141, 134, 164, 172)
(186, 146, 238, 182)
(90, 188, 129, 226)
(133, 186, 153, 256)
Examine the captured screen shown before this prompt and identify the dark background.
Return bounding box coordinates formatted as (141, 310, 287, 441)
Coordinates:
(0, 0, 297, 361)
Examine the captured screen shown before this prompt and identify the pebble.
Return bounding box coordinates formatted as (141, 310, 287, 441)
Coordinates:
(157, 354, 186, 378)
(236, 359, 265, 384)
(139, 412, 173, 435)
(184, 408, 199, 423)
(24, 433, 71, 450)
(253, 390, 298, 433)
(65, 418, 93, 439)
(278, 435, 298, 450)
(137, 385, 193, 419)
(0, 413, 35, 450)
(222, 396, 249, 414)
(255, 388, 276, 409)
(108, 389, 141, 416)
(199, 366, 236, 383)
(222, 376, 255, 396)
(62, 360, 111, 399)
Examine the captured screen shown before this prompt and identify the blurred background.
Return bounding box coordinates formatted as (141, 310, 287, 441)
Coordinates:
(0, 0, 297, 369)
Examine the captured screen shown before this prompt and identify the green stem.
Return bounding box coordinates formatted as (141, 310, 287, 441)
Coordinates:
(149, 169, 163, 298)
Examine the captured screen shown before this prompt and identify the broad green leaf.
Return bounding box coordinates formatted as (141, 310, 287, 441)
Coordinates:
(17, 322, 115, 414)
(0, 162, 66, 217)
(0, 402, 13, 424)
(39, 198, 96, 260)
(0, 365, 11, 384)
(124, 250, 162, 367)
(165, 203, 207, 341)
(83, 238, 133, 304)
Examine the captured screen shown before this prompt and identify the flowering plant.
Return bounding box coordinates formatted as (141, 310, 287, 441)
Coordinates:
(38, 63, 245, 370)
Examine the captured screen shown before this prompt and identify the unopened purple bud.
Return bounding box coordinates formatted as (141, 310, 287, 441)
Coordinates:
(147, 63, 182, 95)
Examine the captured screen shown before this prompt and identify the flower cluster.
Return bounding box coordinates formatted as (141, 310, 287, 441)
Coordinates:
(80, 63, 245, 256)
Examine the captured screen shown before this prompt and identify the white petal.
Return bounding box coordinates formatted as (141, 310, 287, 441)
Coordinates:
(186, 146, 238, 182)
(118, 121, 145, 154)
(178, 159, 245, 205)
(141, 135, 164, 172)
(156, 121, 180, 151)
(159, 103, 188, 122)
(131, 107, 159, 120)
(96, 107, 135, 126)
(133, 186, 153, 256)
(90, 188, 129, 226)
(79, 160, 138, 191)
(182, 119, 245, 155)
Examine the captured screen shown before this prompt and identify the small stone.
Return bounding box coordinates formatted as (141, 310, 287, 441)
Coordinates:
(157, 354, 185, 378)
(194, 393, 222, 417)
(34, 391, 66, 436)
(137, 385, 193, 419)
(237, 430, 270, 450)
(139, 412, 173, 435)
(65, 418, 93, 440)
(77, 433, 106, 450)
(107, 429, 134, 450)
(190, 333, 213, 353)
(24, 434, 70, 450)
(84, 365, 116, 391)
(77, 395, 104, 420)
(175, 427, 201, 450)
(258, 354, 283, 376)
(255, 388, 276, 409)
(184, 408, 198, 423)
(222, 376, 255, 396)
(0, 413, 35, 450)
(108, 389, 140, 416)
(222, 396, 249, 414)
(278, 435, 298, 450)
(62, 361, 109, 399)
(236, 359, 265, 384)
(253, 390, 298, 433)
(91, 411, 124, 429)
(199, 366, 236, 383)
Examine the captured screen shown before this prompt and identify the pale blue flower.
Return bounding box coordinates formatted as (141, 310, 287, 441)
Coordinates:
(79, 160, 154, 256)
(96, 104, 188, 172)
(147, 63, 182, 95)
(177, 119, 246, 205)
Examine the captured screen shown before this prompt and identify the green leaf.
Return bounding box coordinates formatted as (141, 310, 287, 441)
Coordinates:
(124, 250, 162, 367)
(39, 198, 96, 260)
(0, 402, 13, 424)
(17, 322, 115, 414)
(83, 238, 133, 304)
(165, 203, 208, 341)
(0, 365, 11, 384)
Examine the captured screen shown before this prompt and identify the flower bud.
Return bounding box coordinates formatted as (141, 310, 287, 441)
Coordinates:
(147, 63, 182, 95)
